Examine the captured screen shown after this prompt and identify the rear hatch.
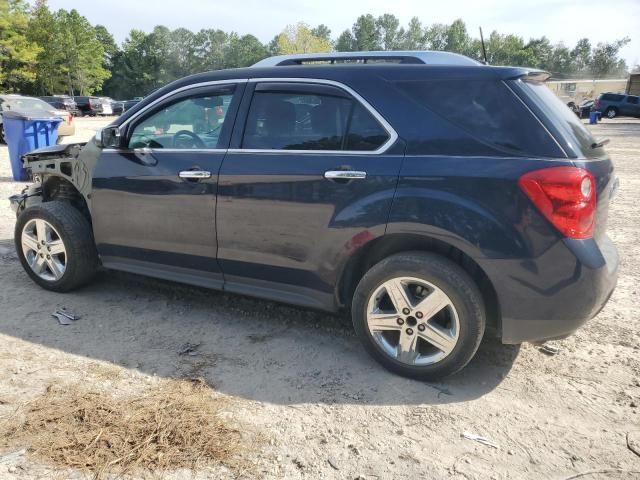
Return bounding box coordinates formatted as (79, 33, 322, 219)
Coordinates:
(513, 78, 616, 242)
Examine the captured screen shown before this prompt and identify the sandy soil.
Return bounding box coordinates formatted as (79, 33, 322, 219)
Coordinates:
(0, 116, 638, 479)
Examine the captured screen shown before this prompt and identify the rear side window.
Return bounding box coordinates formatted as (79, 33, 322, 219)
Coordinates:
(522, 80, 601, 158)
(394, 79, 558, 157)
(602, 93, 624, 102)
(242, 87, 389, 151)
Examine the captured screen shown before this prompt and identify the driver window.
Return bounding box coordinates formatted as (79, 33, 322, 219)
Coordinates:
(128, 90, 234, 150)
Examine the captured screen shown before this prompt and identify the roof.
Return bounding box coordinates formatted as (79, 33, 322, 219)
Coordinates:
(252, 50, 481, 67)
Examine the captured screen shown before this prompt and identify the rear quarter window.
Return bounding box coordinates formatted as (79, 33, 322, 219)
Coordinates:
(394, 79, 560, 157)
(521, 80, 603, 159)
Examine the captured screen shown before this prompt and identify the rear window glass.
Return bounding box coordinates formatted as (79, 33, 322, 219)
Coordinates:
(394, 79, 558, 157)
(602, 93, 624, 101)
(522, 81, 600, 158)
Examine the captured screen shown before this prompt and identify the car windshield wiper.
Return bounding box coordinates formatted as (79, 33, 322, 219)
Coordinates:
(591, 138, 610, 149)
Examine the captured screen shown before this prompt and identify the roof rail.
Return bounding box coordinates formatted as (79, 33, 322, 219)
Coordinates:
(252, 51, 481, 68)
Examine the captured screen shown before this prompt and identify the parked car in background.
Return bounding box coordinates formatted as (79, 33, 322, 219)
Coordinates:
(9, 51, 618, 380)
(73, 96, 103, 116)
(572, 99, 595, 119)
(0, 94, 74, 144)
(39, 95, 81, 116)
(594, 92, 640, 119)
(97, 97, 113, 116)
(111, 100, 124, 115)
(121, 99, 141, 112)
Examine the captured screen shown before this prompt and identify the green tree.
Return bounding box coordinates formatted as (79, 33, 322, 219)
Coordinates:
(168, 28, 200, 78)
(222, 33, 269, 68)
(376, 14, 401, 50)
(571, 38, 592, 74)
(311, 24, 332, 43)
(484, 31, 535, 66)
(335, 30, 356, 52)
(25, 0, 59, 94)
(424, 23, 448, 50)
(94, 24, 119, 71)
(195, 28, 230, 71)
(352, 14, 381, 50)
(525, 37, 554, 69)
(274, 22, 332, 54)
(590, 38, 630, 78)
(0, 0, 41, 92)
(54, 9, 110, 95)
(445, 19, 471, 55)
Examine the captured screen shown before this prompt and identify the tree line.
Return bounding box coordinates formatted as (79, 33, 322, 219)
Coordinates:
(0, 0, 633, 99)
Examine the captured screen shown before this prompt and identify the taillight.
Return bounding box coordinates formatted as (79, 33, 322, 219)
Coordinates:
(519, 167, 596, 239)
(594, 99, 601, 109)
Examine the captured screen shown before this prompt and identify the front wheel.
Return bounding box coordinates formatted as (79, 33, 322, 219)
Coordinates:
(0, 124, 5, 144)
(352, 252, 485, 380)
(15, 202, 99, 292)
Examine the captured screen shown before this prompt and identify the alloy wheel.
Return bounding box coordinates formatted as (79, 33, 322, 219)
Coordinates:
(21, 219, 67, 282)
(366, 276, 460, 366)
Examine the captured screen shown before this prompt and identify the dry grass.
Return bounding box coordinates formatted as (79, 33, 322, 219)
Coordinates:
(0, 378, 243, 478)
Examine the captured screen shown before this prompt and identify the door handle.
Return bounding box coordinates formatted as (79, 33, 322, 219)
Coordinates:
(324, 170, 367, 181)
(179, 170, 212, 179)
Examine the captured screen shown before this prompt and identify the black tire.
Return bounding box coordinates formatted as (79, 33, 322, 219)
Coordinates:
(352, 252, 485, 380)
(15, 202, 98, 292)
(0, 124, 5, 144)
(606, 107, 618, 119)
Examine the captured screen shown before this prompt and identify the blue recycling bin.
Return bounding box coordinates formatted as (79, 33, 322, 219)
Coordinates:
(589, 111, 599, 125)
(2, 110, 62, 181)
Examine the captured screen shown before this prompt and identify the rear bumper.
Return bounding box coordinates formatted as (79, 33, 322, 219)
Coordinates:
(479, 235, 618, 344)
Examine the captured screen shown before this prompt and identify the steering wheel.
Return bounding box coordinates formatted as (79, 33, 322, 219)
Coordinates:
(172, 130, 206, 149)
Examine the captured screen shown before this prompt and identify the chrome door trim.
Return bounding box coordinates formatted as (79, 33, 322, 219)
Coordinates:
(102, 148, 228, 153)
(324, 170, 367, 180)
(179, 170, 212, 179)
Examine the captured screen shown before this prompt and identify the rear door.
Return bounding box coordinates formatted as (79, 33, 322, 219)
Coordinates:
(216, 79, 402, 309)
(91, 81, 245, 288)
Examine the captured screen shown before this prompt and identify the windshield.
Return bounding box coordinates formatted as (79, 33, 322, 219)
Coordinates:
(520, 80, 603, 159)
(5, 97, 54, 112)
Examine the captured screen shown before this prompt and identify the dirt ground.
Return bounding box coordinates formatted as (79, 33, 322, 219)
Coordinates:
(0, 116, 638, 480)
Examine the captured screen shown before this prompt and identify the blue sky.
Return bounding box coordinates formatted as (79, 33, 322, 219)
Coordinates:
(42, 0, 639, 68)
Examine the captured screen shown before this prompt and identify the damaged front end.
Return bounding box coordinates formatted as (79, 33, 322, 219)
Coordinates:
(9, 142, 93, 216)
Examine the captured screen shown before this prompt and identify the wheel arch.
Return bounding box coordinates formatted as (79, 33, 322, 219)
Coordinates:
(41, 176, 91, 224)
(337, 232, 501, 335)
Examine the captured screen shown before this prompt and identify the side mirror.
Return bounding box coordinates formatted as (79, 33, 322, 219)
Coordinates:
(96, 126, 121, 148)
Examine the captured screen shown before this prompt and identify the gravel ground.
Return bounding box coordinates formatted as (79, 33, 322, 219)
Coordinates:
(0, 116, 638, 479)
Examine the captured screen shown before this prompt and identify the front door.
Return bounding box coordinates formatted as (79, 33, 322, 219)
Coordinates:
(216, 80, 403, 309)
(91, 82, 244, 288)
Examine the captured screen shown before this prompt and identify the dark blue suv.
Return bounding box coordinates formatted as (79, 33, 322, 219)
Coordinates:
(10, 51, 618, 380)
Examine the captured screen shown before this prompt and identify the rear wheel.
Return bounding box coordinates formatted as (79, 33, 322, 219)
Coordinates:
(606, 107, 618, 119)
(0, 124, 5, 144)
(352, 252, 485, 380)
(15, 202, 98, 292)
